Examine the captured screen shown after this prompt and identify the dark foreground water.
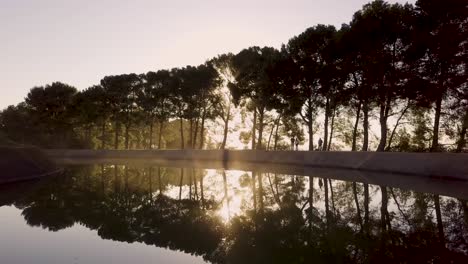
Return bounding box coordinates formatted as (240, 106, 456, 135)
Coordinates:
(1, 162, 468, 263)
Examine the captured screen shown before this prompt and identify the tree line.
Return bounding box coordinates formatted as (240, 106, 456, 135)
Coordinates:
(1, 0, 467, 152)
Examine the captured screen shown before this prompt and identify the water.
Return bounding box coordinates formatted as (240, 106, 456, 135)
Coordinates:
(1, 161, 468, 263)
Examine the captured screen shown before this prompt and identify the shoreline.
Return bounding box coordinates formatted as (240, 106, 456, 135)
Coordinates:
(44, 149, 468, 181)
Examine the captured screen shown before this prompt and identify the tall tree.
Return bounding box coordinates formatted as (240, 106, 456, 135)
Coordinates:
(414, 0, 468, 151)
(285, 25, 338, 150)
(139, 70, 175, 149)
(351, 1, 416, 151)
(101, 74, 142, 149)
(229, 46, 283, 150)
(25, 82, 78, 147)
(211, 54, 236, 150)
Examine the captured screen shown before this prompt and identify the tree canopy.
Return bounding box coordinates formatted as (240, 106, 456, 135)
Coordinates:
(1, 0, 467, 152)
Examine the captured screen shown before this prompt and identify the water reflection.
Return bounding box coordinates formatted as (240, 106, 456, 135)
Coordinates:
(2, 164, 468, 263)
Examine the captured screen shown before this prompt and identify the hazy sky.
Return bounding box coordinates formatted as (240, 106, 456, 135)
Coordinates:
(0, 0, 415, 109)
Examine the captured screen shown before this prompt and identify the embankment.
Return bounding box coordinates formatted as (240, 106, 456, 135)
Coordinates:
(44, 149, 468, 180)
(0, 147, 60, 184)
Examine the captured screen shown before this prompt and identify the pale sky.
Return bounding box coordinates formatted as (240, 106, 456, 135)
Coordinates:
(0, 0, 415, 109)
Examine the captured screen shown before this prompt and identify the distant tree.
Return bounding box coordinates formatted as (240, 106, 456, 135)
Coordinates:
(0, 103, 33, 145)
(25, 82, 78, 147)
(139, 70, 175, 149)
(100, 74, 141, 149)
(72, 85, 110, 148)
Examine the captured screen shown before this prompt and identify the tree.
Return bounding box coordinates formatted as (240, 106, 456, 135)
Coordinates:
(72, 85, 109, 148)
(413, 0, 468, 151)
(0, 103, 34, 145)
(139, 70, 175, 149)
(211, 54, 237, 150)
(350, 1, 416, 152)
(229, 46, 283, 150)
(285, 25, 338, 150)
(25, 82, 78, 147)
(101, 74, 141, 149)
(171, 64, 221, 149)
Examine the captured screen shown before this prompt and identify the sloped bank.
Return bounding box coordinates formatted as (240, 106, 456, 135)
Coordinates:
(0, 147, 61, 184)
(45, 149, 468, 180)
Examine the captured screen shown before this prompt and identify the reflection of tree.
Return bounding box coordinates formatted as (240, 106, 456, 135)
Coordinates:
(434, 194, 445, 245)
(6, 166, 468, 263)
(222, 170, 230, 220)
(353, 182, 363, 232)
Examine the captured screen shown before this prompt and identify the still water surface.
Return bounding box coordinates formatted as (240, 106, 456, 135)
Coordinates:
(1, 162, 468, 263)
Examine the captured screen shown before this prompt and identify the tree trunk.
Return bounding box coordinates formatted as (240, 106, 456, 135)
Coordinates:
(200, 172, 204, 206)
(387, 102, 410, 151)
(364, 183, 370, 234)
(257, 108, 264, 150)
(362, 100, 369, 151)
(252, 172, 257, 215)
(431, 96, 442, 152)
(323, 98, 330, 151)
(273, 117, 281, 150)
(189, 118, 193, 149)
(305, 98, 314, 151)
(135, 131, 141, 149)
(309, 177, 314, 242)
(125, 124, 130, 150)
(329, 179, 335, 214)
(114, 165, 119, 192)
(221, 109, 230, 150)
(267, 121, 275, 150)
(179, 168, 184, 200)
(189, 170, 192, 200)
(257, 173, 264, 213)
(456, 109, 468, 152)
(380, 186, 387, 232)
(114, 121, 119, 150)
(459, 199, 468, 230)
(309, 177, 314, 209)
(193, 118, 199, 149)
(434, 194, 445, 246)
(149, 121, 154, 149)
(158, 167, 162, 195)
(148, 167, 153, 201)
(252, 109, 257, 150)
(222, 171, 230, 219)
(308, 121, 314, 151)
(267, 174, 280, 205)
(86, 125, 92, 146)
(193, 170, 198, 200)
(380, 186, 391, 232)
(324, 178, 330, 227)
(327, 107, 336, 151)
(158, 121, 164, 149)
(267, 114, 281, 150)
(199, 114, 206, 150)
(353, 182, 363, 232)
(180, 118, 185, 149)
(377, 105, 388, 152)
(352, 101, 362, 151)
